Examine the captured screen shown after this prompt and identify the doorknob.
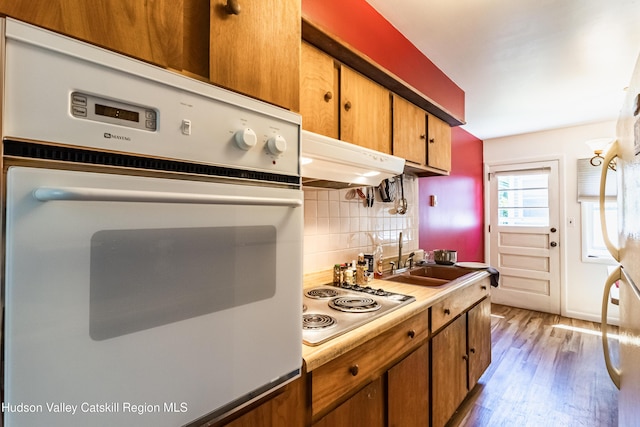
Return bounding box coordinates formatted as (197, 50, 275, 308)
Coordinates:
(550, 241, 558, 247)
(550, 227, 557, 233)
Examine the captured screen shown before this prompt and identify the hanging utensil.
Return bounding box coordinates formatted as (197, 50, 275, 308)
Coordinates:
(378, 178, 392, 202)
(356, 188, 368, 207)
(397, 174, 407, 215)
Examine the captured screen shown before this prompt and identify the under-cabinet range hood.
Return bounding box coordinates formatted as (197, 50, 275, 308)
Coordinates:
(301, 130, 405, 189)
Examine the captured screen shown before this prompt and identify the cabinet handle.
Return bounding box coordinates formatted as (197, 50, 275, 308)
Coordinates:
(349, 365, 359, 376)
(429, 138, 435, 143)
(324, 91, 333, 102)
(224, 0, 241, 15)
(444, 308, 451, 315)
(470, 348, 476, 354)
(481, 286, 487, 291)
(420, 134, 426, 140)
(462, 354, 469, 361)
(344, 101, 352, 111)
(407, 329, 416, 339)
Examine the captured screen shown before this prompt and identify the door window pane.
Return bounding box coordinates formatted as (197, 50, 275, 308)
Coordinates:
(497, 172, 550, 226)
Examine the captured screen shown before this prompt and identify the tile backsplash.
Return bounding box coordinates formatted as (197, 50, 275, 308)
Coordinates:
(303, 174, 420, 273)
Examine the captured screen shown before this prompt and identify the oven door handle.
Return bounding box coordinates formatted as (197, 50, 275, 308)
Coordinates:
(33, 187, 302, 207)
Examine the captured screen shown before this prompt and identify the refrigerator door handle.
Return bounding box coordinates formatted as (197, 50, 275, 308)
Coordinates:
(599, 140, 620, 261)
(601, 266, 621, 389)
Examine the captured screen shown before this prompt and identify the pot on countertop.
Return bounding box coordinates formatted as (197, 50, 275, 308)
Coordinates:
(433, 249, 457, 265)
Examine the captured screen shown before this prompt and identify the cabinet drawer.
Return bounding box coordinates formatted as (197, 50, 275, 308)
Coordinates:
(311, 309, 428, 421)
(431, 278, 490, 333)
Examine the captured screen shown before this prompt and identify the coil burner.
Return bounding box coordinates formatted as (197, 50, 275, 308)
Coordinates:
(303, 313, 337, 330)
(328, 296, 381, 313)
(305, 288, 340, 299)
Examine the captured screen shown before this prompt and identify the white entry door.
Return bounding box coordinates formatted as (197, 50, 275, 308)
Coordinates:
(488, 160, 561, 313)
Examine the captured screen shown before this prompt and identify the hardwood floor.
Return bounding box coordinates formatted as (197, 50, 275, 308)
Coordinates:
(448, 304, 619, 427)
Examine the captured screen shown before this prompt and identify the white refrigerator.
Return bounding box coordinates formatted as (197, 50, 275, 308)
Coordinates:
(599, 53, 640, 426)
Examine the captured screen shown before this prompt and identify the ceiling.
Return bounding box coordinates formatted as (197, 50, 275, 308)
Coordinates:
(364, 0, 640, 140)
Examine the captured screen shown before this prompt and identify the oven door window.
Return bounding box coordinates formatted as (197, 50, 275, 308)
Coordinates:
(90, 226, 276, 340)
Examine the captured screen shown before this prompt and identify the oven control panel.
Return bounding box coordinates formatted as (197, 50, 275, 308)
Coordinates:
(3, 18, 301, 180)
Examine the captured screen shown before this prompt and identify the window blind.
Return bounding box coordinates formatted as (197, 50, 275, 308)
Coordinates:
(577, 158, 617, 201)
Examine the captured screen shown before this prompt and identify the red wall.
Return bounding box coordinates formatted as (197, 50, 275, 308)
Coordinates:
(302, 0, 484, 261)
(301, 0, 465, 121)
(418, 128, 485, 262)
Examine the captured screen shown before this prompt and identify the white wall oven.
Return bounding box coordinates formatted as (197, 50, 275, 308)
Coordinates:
(0, 19, 303, 427)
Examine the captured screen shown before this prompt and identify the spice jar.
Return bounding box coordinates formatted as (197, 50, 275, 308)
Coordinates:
(356, 253, 367, 285)
(333, 264, 341, 285)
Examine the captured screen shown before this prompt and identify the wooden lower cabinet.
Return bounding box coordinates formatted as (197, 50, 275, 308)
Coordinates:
(468, 297, 492, 387)
(431, 313, 468, 427)
(313, 377, 384, 427)
(431, 297, 492, 427)
(313, 342, 430, 427)
(388, 342, 430, 426)
(217, 375, 306, 427)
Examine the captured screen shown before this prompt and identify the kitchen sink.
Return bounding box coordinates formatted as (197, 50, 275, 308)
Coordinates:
(407, 265, 474, 281)
(384, 264, 476, 287)
(384, 274, 449, 287)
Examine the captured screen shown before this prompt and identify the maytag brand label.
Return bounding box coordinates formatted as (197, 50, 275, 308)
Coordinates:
(104, 132, 131, 142)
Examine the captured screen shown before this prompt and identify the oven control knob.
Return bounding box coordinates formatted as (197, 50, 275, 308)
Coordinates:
(266, 135, 287, 156)
(234, 128, 257, 151)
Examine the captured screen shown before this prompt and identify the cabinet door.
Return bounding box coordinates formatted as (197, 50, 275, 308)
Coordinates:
(392, 94, 427, 166)
(300, 42, 339, 138)
(210, 0, 300, 111)
(431, 314, 467, 427)
(340, 66, 392, 154)
(427, 114, 452, 171)
(313, 377, 384, 427)
(222, 376, 306, 427)
(387, 343, 429, 427)
(0, 0, 184, 70)
(468, 297, 492, 388)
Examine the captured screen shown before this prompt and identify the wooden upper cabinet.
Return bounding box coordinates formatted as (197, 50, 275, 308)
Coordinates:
(392, 94, 427, 166)
(340, 66, 392, 154)
(427, 114, 452, 172)
(300, 42, 339, 139)
(0, 0, 184, 70)
(210, 0, 300, 111)
(393, 93, 453, 176)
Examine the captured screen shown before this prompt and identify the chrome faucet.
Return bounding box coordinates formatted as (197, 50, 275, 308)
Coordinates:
(405, 252, 415, 269)
(397, 231, 403, 272)
(390, 233, 414, 274)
